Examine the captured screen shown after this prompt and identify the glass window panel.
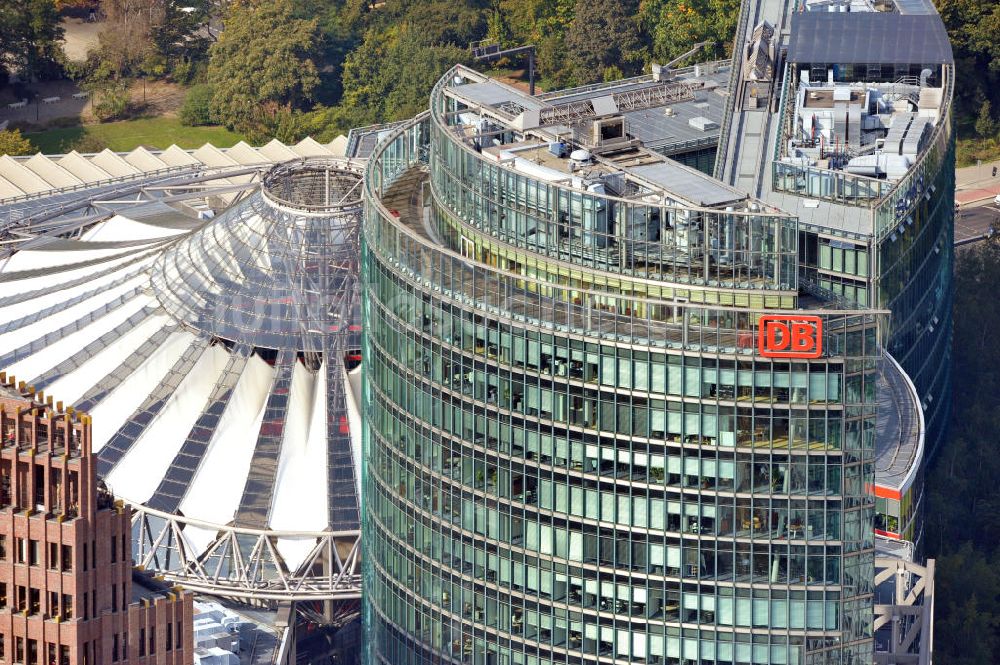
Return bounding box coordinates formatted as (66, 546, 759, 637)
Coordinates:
(807, 600, 824, 629)
(735, 598, 751, 626)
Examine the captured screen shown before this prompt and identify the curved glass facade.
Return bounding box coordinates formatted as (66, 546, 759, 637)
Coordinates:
(363, 69, 885, 665)
(876, 127, 954, 459)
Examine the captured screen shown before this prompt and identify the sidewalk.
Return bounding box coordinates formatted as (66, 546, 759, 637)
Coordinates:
(956, 159, 1000, 205)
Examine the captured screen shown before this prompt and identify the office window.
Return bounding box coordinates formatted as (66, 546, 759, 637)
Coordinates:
(150, 627, 156, 655)
(121, 532, 127, 563)
(112, 585, 117, 613)
(111, 536, 117, 563)
(15, 637, 23, 664)
(82, 592, 88, 620)
(50, 468, 61, 513)
(47, 644, 55, 665)
(121, 583, 126, 611)
(61, 645, 70, 665)
(16, 585, 25, 611)
(61, 544, 72, 571)
(176, 620, 182, 649)
(27, 638, 37, 665)
(139, 628, 145, 657)
(0, 633, 4, 658)
(48, 591, 58, 618)
(0, 534, 6, 560)
(112, 634, 119, 662)
(62, 594, 72, 620)
(0, 582, 6, 609)
(48, 542, 57, 570)
(15, 537, 24, 564)
(91, 539, 96, 569)
(28, 540, 38, 566)
(91, 591, 96, 619)
(81, 542, 87, 571)
(166, 623, 172, 651)
(29, 588, 39, 615)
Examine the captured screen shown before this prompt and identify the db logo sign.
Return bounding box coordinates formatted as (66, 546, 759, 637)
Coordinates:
(758, 315, 823, 358)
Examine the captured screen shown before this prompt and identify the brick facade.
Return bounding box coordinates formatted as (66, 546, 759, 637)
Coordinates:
(0, 374, 193, 665)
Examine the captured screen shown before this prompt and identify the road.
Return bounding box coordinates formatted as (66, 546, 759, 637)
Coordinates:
(954, 159, 1000, 247)
(955, 203, 1000, 247)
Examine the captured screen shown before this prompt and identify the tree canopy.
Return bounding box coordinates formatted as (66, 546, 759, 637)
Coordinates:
(0, 128, 35, 156)
(208, 0, 320, 142)
(0, 0, 64, 82)
(936, 0, 1000, 137)
(564, 0, 642, 84)
(925, 234, 1000, 663)
(290, 0, 744, 132)
(639, 0, 741, 64)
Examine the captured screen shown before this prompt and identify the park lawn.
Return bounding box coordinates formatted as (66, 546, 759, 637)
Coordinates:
(25, 117, 244, 154)
(956, 136, 1000, 168)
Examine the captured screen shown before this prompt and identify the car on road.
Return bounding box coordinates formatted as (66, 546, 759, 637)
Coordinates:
(994, 193, 1000, 205)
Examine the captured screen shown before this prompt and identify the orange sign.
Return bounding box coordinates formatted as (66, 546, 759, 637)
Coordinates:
(758, 315, 823, 359)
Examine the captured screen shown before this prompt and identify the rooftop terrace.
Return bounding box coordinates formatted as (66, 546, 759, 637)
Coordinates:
(718, 0, 954, 237)
(441, 64, 750, 211)
(874, 354, 925, 494)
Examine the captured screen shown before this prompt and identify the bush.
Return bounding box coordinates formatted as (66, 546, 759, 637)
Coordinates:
(179, 84, 216, 126)
(90, 81, 131, 122)
(171, 58, 207, 86)
(0, 129, 35, 156)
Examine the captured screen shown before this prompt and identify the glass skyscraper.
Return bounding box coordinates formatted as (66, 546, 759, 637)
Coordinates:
(362, 4, 952, 665)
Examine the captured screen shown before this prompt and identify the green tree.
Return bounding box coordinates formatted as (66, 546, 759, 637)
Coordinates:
(976, 100, 997, 140)
(564, 0, 641, 84)
(84, 77, 131, 121)
(935, 0, 1000, 135)
(378, 0, 489, 47)
(639, 0, 740, 64)
(291, 0, 370, 105)
(486, 7, 513, 48)
(496, 0, 575, 86)
(497, 0, 575, 44)
(334, 24, 468, 128)
(208, 0, 320, 141)
(0, 129, 35, 157)
(153, 0, 211, 75)
(925, 236, 1000, 661)
(0, 0, 64, 82)
(179, 83, 216, 126)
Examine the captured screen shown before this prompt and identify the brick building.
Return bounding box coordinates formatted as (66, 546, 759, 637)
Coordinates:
(0, 373, 193, 665)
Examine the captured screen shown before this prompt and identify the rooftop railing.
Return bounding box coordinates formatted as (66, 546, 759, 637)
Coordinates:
(712, 0, 752, 180)
(770, 65, 955, 220)
(0, 163, 199, 208)
(536, 60, 732, 102)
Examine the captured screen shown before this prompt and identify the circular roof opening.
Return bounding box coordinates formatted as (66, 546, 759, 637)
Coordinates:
(149, 157, 363, 353)
(261, 159, 363, 213)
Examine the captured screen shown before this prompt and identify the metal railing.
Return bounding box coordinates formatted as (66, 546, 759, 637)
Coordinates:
(712, 0, 752, 180)
(536, 60, 732, 102)
(0, 163, 198, 207)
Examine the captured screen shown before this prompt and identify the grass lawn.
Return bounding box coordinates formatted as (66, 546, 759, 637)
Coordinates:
(956, 136, 1000, 168)
(25, 117, 244, 154)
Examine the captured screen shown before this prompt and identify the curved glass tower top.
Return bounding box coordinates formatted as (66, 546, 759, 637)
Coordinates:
(362, 68, 894, 665)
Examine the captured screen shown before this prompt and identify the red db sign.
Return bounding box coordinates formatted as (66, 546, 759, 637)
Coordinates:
(758, 316, 823, 359)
